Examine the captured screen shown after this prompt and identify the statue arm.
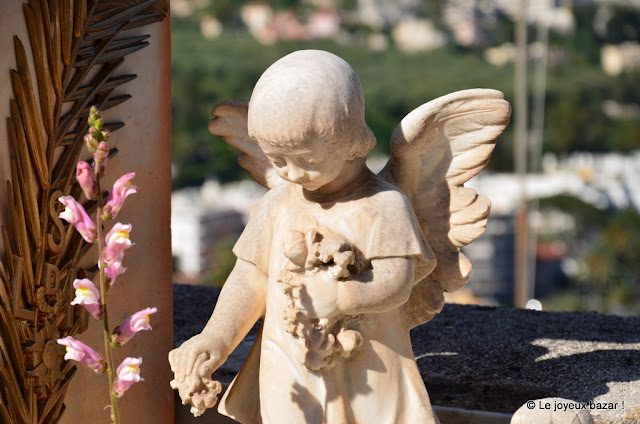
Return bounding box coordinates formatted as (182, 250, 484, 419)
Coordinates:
(200, 257, 267, 352)
(169, 257, 266, 383)
(337, 257, 415, 316)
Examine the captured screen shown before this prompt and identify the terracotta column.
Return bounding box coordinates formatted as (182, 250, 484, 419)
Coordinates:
(60, 15, 174, 424)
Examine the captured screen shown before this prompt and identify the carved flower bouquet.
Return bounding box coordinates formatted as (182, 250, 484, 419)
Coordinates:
(55, 107, 156, 423)
(278, 218, 365, 370)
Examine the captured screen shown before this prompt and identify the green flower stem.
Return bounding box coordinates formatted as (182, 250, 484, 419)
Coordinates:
(96, 171, 120, 424)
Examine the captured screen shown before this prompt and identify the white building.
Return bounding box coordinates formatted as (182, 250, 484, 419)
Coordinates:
(171, 180, 266, 279)
(392, 19, 446, 52)
(467, 151, 640, 214)
(601, 42, 640, 76)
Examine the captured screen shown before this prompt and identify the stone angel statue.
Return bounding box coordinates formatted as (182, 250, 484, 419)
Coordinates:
(169, 50, 511, 424)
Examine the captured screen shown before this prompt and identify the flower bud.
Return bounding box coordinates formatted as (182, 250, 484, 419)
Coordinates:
(95, 142, 109, 163)
(95, 118, 103, 129)
(94, 142, 109, 176)
(76, 161, 98, 200)
(84, 134, 98, 153)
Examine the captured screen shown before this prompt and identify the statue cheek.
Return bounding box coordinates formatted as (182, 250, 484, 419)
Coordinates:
(308, 169, 328, 182)
(273, 168, 289, 180)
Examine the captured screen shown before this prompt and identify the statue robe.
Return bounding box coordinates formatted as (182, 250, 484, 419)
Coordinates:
(218, 173, 440, 424)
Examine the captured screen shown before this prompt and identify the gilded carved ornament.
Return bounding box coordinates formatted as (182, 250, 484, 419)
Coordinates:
(0, 1, 167, 422)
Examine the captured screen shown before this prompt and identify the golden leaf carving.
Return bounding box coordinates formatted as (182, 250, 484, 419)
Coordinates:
(0, 1, 168, 422)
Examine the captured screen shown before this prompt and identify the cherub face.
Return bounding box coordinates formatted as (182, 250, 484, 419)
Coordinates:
(259, 137, 347, 191)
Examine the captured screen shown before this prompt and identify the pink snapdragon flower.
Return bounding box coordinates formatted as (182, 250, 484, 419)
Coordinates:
(112, 307, 158, 346)
(102, 223, 133, 267)
(58, 196, 96, 243)
(57, 336, 105, 373)
(70, 279, 103, 320)
(76, 161, 98, 200)
(102, 173, 137, 220)
(113, 357, 144, 397)
(105, 258, 126, 287)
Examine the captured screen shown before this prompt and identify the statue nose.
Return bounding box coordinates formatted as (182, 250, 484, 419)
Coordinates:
(287, 167, 307, 183)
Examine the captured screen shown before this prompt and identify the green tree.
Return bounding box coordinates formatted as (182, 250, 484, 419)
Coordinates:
(538, 195, 640, 313)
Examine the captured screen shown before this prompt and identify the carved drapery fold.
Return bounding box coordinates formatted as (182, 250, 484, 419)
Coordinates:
(0, 1, 168, 422)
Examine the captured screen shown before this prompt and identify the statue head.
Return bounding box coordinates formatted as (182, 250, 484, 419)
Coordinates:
(247, 50, 376, 160)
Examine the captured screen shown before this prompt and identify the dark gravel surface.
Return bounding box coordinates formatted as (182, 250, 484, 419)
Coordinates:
(173, 283, 221, 347)
(174, 284, 640, 419)
(412, 303, 640, 417)
(173, 284, 260, 382)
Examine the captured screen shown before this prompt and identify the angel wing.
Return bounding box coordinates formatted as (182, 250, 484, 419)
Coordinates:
(378, 89, 511, 329)
(208, 100, 286, 189)
(210, 90, 510, 329)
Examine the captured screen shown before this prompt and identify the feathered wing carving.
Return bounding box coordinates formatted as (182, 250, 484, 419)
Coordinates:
(209, 100, 286, 189)
(212, 91, 510, 330)
(379, 89, 511, 329)
(0, 1, 168, 423)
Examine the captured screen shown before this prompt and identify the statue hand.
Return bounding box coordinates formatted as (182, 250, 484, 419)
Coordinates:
(289, 271, 341, 320)
(169, 334, 225, 415)
(169, 333, 225, 382)
(170, 374, 222, 417)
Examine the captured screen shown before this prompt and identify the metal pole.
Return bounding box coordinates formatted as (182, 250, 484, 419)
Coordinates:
(527, 21, 549, 293)
(531, 22, 548, 175)
(514, 0, 529, 308)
